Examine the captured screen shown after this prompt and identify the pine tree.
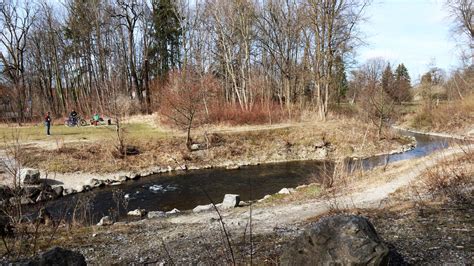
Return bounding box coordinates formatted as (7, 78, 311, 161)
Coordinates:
(149, 0, 182, 79)
(333, 56, 348, 104)
(394, 63, 412, 102)
(382, 63, 395, 99)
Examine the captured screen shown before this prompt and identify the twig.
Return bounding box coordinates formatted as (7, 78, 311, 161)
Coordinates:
(160, 238, 175, 266)
(201, 189, 236, 265)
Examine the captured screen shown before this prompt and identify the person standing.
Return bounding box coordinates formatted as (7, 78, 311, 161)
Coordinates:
(45, 112, 52, 136)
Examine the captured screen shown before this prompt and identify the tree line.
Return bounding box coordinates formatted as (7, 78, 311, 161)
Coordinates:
(0, 0, 372, 122)
(0, 0, 471, 125)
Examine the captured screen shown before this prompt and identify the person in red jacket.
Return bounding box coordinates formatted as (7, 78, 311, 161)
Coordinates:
(44, 112, 52, 136)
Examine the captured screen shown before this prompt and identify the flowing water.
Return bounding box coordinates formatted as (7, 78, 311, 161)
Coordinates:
(41, 130, 462, 222)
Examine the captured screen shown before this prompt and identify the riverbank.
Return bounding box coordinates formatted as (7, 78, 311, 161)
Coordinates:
(393, 125, 473, 141)
(399, 94, 474, 141)
(0, 116, 414, 197)
(4, 141, 470, 264)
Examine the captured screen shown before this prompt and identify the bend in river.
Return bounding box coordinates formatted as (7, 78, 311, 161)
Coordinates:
(41, 130, 464, 222)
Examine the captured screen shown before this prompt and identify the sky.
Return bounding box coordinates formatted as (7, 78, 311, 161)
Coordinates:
(357, 0, 460, 82)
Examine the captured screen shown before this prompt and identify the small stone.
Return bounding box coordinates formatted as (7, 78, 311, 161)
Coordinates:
(116, 175, 128, 182)
(83, 178, 104, 189)
(226, 165, 240, 170)
(166, 208, 180, 215)
(193, 204, 214, 213)
(175, 165, 187, 171)
(258, 194, 272, 202)
(147, 211, 166, 219)
(222, 194, 240, 208)
(110, 181, 122, 186)
(278, 188, 291, 194)
(20, 168, 41, 185)
(97, 216, 113, 226)
(53, 186, 64, 197)
(63, 188, 76, 196)
(129, 172, 140, 180)
(127, 209, 147, 216)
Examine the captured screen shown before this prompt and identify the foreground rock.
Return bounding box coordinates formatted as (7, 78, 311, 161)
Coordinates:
(28, 247, 86, 265)
(280, 215, 389, 265)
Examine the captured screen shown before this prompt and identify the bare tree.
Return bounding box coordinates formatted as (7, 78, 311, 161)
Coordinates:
(305, 0, 369, 121)
(255, 0, 304, 116)
(160, 70, 217, 150)
(112, 0, 144, 103)
(358, 58, 397, 139)
(206, 0, 256, 111)
(446, 0, 473, 64)
(0, 0, 37, 123)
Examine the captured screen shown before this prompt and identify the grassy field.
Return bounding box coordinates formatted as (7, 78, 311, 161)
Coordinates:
(0, 122, 169, 144)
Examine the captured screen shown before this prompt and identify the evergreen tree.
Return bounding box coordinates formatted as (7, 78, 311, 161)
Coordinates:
(394, 63, 412, 102)
(149, 0, 182, 79)
(333, 55, 348, 104)
(381, 63, 395, 98)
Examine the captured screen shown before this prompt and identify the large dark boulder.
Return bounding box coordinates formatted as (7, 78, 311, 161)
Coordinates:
(280, 215, 389, 265)
(28, 247, 87, 266)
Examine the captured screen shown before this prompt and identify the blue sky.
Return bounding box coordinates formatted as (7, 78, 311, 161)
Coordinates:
(357, 0, 459, 82)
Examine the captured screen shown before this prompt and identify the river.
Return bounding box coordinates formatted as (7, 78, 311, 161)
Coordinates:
(41, 130, 461, 223)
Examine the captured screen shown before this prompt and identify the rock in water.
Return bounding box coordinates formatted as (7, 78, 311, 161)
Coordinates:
(97, 216, 113, 226)
(222, 194, 240, 208)
(33, 247, 87, 266)
(280, 215, 389, 265)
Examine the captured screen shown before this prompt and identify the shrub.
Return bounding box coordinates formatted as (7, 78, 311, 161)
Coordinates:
(411, 93, 473, 132)
(207, 102, 289, 125)
(422, 151, 473, 203)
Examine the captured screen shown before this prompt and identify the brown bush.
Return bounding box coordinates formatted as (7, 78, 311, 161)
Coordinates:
(422, 151, 473, 203)
(207, 102, 289, 125)
(411, 93, 474, 132)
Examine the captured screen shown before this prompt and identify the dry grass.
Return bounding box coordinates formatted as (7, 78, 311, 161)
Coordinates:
(421, 148, 473, 203)
(0, 122, 169, 145)
(409, 93, 474, 134)
(12, 115, 407, 174)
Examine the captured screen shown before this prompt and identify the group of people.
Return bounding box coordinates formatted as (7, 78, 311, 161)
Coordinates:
(44, 110, 102, 136)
